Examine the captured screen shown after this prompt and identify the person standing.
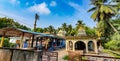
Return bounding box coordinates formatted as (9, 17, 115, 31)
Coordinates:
(23, 40, 28, 48)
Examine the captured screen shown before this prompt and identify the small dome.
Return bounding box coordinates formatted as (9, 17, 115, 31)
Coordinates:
(77, 26, 86, 36)
(57, 30, 65, 36)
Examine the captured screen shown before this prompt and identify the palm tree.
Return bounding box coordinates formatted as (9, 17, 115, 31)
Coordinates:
(62, 23, 67, 31)
(47, 25, 55, 34)
(34, 13, 39, 32)
(43, 28, 48, 33)
(67, 24, 72, 36)
(76, 20, 85, 30)
(88, 0, 118, 32)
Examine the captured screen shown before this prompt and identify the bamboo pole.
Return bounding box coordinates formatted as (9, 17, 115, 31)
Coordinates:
(0, 32, 5, 47)
(20, 32, 24, 48)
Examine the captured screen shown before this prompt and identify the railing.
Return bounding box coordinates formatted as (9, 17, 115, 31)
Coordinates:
(68, 51, 120, 61)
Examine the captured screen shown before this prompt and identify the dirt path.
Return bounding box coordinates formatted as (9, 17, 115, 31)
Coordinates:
(54, 49, 68, 61)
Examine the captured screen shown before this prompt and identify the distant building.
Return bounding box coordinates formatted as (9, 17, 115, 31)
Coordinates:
(77, 26, 86, 36)
(9, 37, 29, 43)
(57, 30, 66, 37)
(65, 26, 99, 54)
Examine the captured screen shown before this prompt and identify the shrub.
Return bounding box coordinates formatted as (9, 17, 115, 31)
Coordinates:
(63, 55, 69, 60)
(105, 32, 120, 50)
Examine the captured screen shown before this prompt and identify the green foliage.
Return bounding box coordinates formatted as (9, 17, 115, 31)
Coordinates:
(0, 17, 31, 30)
(63, 55, 69, 60)
(105, 33, 120, 50)
(9, 43, 16, 47)
(0, 38, 10, 47)
(102, 49, 120, 58)
(36, 28, 44, 33)
(0, 38, 16, 47)
(85, 27, 96, 36)
(105, 40, 120, 50)
(3, 38, 10, 47)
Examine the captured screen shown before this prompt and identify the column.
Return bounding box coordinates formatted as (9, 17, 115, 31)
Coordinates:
(73, 41, 75, 51)
(94, 40, 98, 54)
(85, 41, 88, 53)
(31, 34, 34, 48)
(0, 32, 5, 47)
(20, 32, 24, 48)
(28, 37, 31, 48)
(66, 41, 68, 51)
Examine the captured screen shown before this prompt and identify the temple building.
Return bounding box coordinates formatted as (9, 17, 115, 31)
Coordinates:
(57, 30, 66, 37)
(65, 26, 99, 54)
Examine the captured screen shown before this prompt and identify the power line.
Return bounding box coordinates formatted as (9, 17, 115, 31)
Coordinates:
(0, 13, 34, 28)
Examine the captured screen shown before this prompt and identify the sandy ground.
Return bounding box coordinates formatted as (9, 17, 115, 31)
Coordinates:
(54, 49, 68, 61)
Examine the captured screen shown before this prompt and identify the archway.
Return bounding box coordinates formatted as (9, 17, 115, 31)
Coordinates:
(75, 41, 86, 50)
(88, 41, 94, 51)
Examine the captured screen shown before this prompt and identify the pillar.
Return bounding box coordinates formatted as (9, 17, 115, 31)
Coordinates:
(85, 41, 88, 53)
(66, 41, 68, 51)
(28, 37, 31, 48)
(31, 34, 34, 48)
(94, 40, 98, 54)
(0, 32, 5, 47)
(20, 32, 24, 48)
(73, 41, 75, 51)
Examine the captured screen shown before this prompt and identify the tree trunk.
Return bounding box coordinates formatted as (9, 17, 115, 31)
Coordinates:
(34, 19, 37, 32)
(107, 21, 119, 33)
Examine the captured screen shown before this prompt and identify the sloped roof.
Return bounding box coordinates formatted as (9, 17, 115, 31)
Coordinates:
(0, 27, 46, 37)
(0, 27, 65, 39)
(65, 35, 98, 40)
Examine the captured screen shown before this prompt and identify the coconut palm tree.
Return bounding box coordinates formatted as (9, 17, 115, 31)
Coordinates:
(88, 0, 119, 32)
(47, 25, 55, 34)
(62, 23, 67, 31)
(34, 13, 39, 32)
(76, 20, 85, 30)
(67, 25, 72, 35)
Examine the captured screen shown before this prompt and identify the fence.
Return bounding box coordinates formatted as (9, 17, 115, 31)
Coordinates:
(0, 47, 58, 61)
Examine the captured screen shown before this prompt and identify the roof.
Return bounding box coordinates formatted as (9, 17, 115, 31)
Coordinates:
(0, 27, 45, 37)
(37, 34, 65, 39)
(0, 27, 65, 39)
(65, 35, 98, 40)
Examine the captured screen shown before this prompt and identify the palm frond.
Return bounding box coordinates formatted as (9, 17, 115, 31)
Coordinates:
(88, 7, 97, 12)
(91, 9, 99, 21)
(35, 13, 39, 20)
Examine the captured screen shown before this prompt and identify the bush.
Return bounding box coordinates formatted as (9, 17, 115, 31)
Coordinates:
(105, 40, 120, 50)
(0, 38, 11, 47)
(105, 32, 120, 50)
(9, 43, 16, 47)
(63, 55, 69, 60)
(3, 38, 10, 47)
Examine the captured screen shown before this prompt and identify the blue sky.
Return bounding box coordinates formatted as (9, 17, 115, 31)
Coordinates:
(0, 0, 96, 28)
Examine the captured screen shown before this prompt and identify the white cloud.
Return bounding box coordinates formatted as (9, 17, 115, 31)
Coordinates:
(68, 2, 82, 11)
(10, 0, 20, 5)
(28, 2, 51, 15)
(50, 1, 57, 7)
